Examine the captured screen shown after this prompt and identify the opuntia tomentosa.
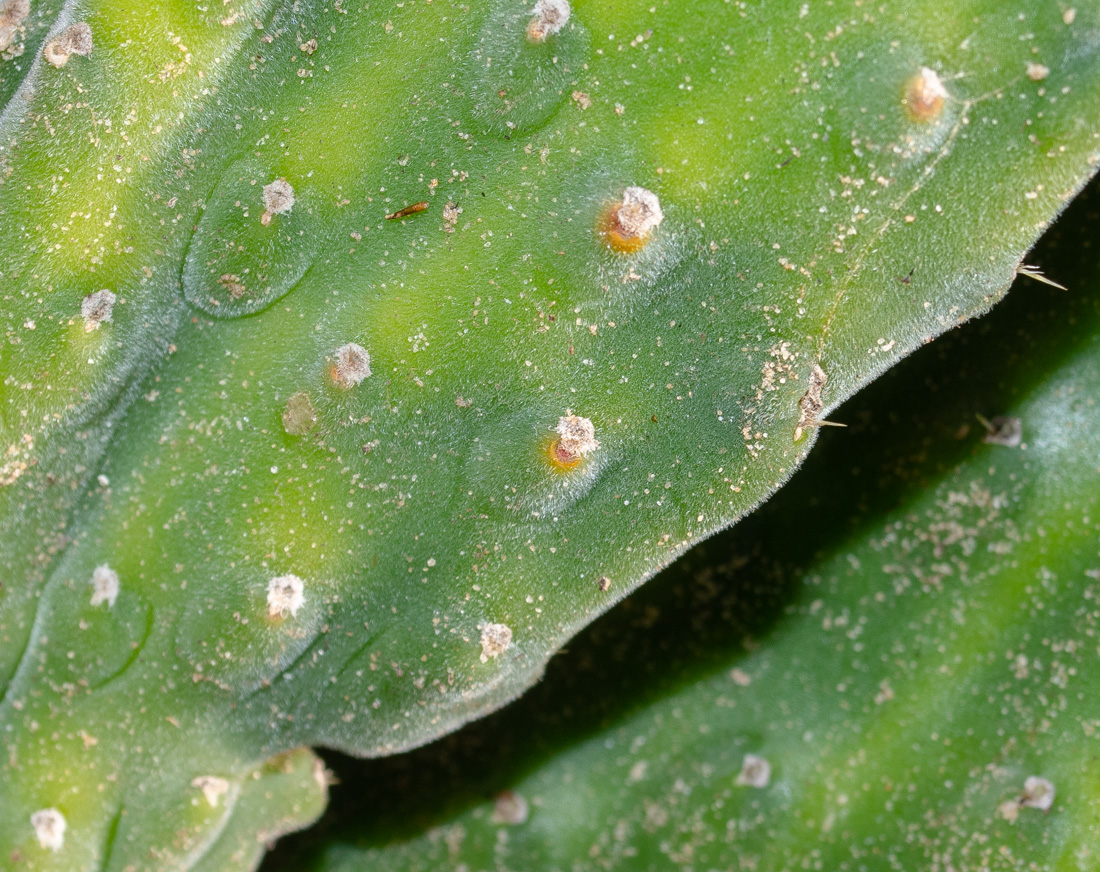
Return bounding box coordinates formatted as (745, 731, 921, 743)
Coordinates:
(1, 0, 1098, 868)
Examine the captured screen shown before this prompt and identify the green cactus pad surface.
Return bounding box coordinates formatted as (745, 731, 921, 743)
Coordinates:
(1, 0, 1099, 867)
(272, 177, 1100, 872)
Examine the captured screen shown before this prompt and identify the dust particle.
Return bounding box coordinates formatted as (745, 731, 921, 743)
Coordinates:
(331, 343, 372, 388)
(0, 0, 29, 54)
(282, 392, 317, 436)
(1026, 62, 1050, 81)
(44, 21, 93, 68)
(571, 90, 592, 109)
(442, 201, 460, 231)
(261, 178, 295, 225)
(191, 776, 231, 808)
(89, 564, 120, 609)
(267, 574, 305, 619)
(1063, 8, 1076, 25)
(479, 622, 513, 662)
(0, 434, 33, 487)
(31, 809, 66, 852)
(903, 66, 948, 122)
(729, 668, 752, 686)
(527, 0, 570, 42)
(735, 754, 771, 788)
(997, 799, 1021, 823)
(218, 274, 248, 299)
(81, 289, 117, 331)
(491, 791, 529, 825)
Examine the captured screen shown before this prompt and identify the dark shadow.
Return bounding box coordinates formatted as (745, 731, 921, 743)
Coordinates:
(262, 177, 1100, 868)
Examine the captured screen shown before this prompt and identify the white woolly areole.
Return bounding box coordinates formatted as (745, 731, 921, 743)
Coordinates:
(479, 622, 513, 662)
(267, 574, 305, 618)
(333, 343, 372, 387)
(616, 186, 664, 239)
(1021, 776, 1055, 811)
(81, 289, 117, 330)
(491, 791, 529, 825)
(555, 414, 598, 458)
(90, 564, 120, 608)
(62, 22, 92, 54)
(982, 415, 1022, 447)
(44, 21, 92, 67)
(31, 808, 66, 852)
(0, 0, 31, 54)
(906, 66, 949, 120)
(528, 0, 570, 41)
(261, 179, 295, 224)
(917, 66, 949, 102)
(735, 754, 771, 788)
(191, 776, 231, 808)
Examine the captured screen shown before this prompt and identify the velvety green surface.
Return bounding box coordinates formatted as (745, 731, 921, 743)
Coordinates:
(1, 0, 1099, 867)
(274, 178, 1100, 871)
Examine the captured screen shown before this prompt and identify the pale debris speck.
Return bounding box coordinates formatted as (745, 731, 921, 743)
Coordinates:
(616, 186, 664, 239)
(480, 622, 512, 662)
(81, 290, 117, 331)
(735, 754, 771, 788)
(491, 790, 529, 824)
(282, 391, 318, 436)
(997, 799, 1021, 823)
(267, 574, 305, 619)
(1021, 775, 1055, 811)
(1026, 62, 1050, 81)
(332, 343, 372, 388)
(31, 808, 66, 851)
(442, 201, 460, 231)
(89, 564, 120, 608)
(556, 414, 599, 458)
(261, 178, 295, 225)
(527, 0, 570, 42)
(191, 776, 231, 808)
(44, 21, 92, 67)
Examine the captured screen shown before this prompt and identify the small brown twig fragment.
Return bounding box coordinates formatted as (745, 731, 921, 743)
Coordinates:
(386, 201, 429, 220)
